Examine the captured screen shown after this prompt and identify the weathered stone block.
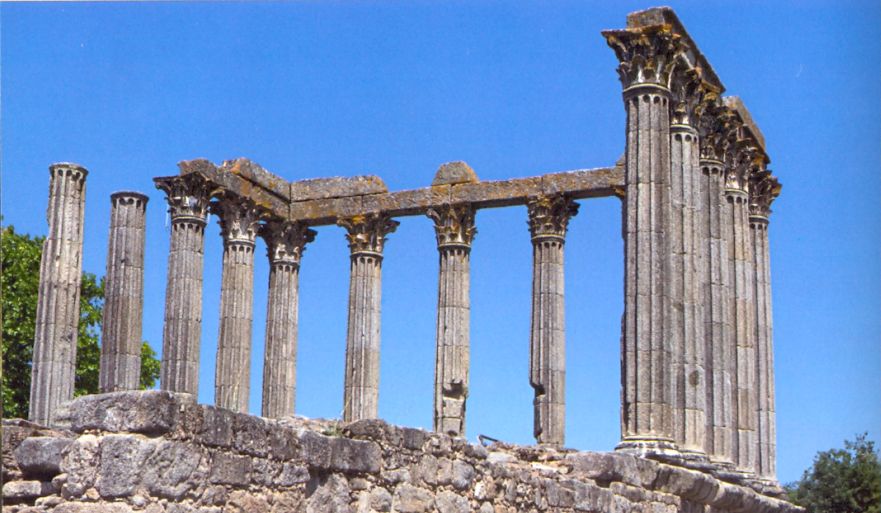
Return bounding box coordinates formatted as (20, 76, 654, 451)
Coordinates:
(196, 406, 235, 448)
(330, 436, 382, 474)
(267, 425, 299, 460)
(401, 427, 428, 451)
(208, 452, 252, 486)
(232, 413, 269, 457)
(141, 440, 203, 499)
(96, 435, 155, 498)
(433, 161, 478, 186)
(291, 175, 388, 201)
(2, 480, 51, 500)
(393, 483, 434, 513)
(435, 490, 470, 513)
(60, 435, 100, 497)
(53, 503, 134, 513)
(224, 489, 271, 513)
(14, 436, 72, 477)
(277, 463, 310, 486)
(69, 391, 180, 435)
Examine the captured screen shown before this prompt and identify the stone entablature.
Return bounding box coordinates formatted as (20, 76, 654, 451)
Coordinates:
(20, 6, 792, 510)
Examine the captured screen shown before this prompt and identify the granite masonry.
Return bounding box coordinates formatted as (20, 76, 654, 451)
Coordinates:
(7, 6, 793, 512)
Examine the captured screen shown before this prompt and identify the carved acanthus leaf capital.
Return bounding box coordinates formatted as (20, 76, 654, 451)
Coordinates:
(602, 25, 685, 90)
(698, 101, 736, 163)
(527, 195, 580, 240)
(671, 69, 717, 127)
(426, 204, 477, 249)
(725, 141, 761, 194)
(338, 213, 399, 255)
(749, 169, 781, 220)
(155, 174, 214, 224)
(212, 196, 265, 245)
(261, 220, 316, 265)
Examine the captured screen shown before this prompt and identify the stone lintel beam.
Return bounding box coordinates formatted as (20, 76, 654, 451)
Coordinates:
(176, 159, 289, 217)
(288, 167, 622, 225)
(172, 159, 621, 226)
(623, 7, 725, 92)
(723, 96, 769, 162)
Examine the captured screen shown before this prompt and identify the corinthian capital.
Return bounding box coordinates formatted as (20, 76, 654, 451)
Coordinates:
(338, 213, 399, 256)
(154, 174, 214, 224)
(527, 195, 580, 241)
(426, 204, 477, 249)
(212, 196, 264, 245)
(602, 25, 685, 90)
(749, 169, 782, 221)
(261, 220, 316, 265)
(725, 141, 761, 194)
(671, 69, 719, 127)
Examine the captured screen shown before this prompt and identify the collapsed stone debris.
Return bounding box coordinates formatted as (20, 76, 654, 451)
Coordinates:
(11, 6, 792, 512)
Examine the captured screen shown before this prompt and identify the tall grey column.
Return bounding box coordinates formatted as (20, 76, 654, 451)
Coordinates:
(155, 174, 212, 396)
(99, 192, 148, 392)
(603, 25, 680, 455)
(260, 220, 316, 419)
(29, 163, 88, 426)
(213, 197, 262, 413)
(338, 213, 399, 422)
(669, 72, 710, 459)
(725, 142, 759, 475)
(698, 105, 736, 466)
(427, 204, 476, 437)
(750, 169, 781, 482)
(527, 195, 578, 446)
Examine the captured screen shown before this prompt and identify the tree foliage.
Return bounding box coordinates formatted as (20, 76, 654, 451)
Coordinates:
(1, 223, 161, 419)
(787, 433, 881, 513)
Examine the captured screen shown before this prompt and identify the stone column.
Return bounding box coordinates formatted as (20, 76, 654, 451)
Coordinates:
(603, 25, 681, 455)
(260, 220, 316, 419)
(427, 204, 476, 436)
(29, 163, 88, 426)
(527, 195, 578, 446)
(155, 174, 212, 396)
(99, 192, 149, 392)
(213, 197, 263, 413)
(698, 105, 736, 466)
(725, 141, 759, 475)
(750, 169, 781, 482)
(669, 71, 711, 459)
(338, 213, 399, 422)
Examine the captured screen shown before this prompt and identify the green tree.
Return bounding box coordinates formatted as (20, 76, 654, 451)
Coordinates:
(1, 223, 161, 419)
(787, 433, 881, 513)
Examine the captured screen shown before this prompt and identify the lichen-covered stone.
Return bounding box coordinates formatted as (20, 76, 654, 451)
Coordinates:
(14, 437, 72, 477)
(96, 435, 155, 498)
(69, 391, 180, 435)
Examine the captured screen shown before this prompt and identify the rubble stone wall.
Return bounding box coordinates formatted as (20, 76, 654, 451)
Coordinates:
(2, 392, 799, 513)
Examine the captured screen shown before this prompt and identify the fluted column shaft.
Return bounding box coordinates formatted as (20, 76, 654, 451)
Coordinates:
(724, 152, 758, 474)
(699, 157, 734, 465)
(339, 214, 399, 422)
(527, 195, 578, 446)
(99, 192, 148, 392)
(603, 25, 686, 454)
(669, 76, 708, 456)
(155, 175, 211, 396)
(261, 221, 315, 419)
(750, 171, 780, 481)
(214, 198, 262, 413)
(30, 163, 88, 426)
(428, 205, 476, 436)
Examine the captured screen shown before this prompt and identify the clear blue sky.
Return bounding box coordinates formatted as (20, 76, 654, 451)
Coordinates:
(2, 1, 878, 485)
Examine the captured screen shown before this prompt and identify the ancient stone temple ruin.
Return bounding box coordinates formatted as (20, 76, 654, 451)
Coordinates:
(3, 7, 798, 513)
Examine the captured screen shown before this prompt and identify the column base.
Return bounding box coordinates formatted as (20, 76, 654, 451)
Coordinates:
(615, 436, 681, 458)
